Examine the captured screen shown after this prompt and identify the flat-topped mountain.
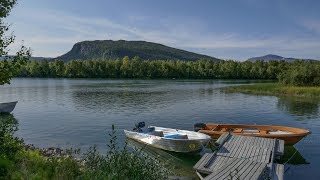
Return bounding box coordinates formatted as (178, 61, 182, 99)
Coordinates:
(247, 54, 318, 62)
(55, 40, 221, 62)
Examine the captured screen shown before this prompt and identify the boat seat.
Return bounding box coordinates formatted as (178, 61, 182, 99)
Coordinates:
(233, 128, 243, 133)
(260, 130, 268, 135)
(164, 134, 188, 139)
(146, 131, 164, 137)
(140, 127, 155, 134)
(221, 128, 228, 132)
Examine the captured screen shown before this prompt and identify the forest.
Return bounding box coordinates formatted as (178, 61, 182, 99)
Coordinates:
(11, 56, 320, 86)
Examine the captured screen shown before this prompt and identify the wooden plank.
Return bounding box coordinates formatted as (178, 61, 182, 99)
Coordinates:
(275, 139, 285, 156)
(236, 159, 255, 178)
(223, 135, 239, 155)
(268, 139, 276, 177)
(216, 134, 232, 155)
(248, 145, 258, 161)
(207, 159, 240, 179)
(193, 153, 210, 170)
(259, 148, 265, 162)
(238, 161, 259, 179)
(264, 138, 273, 150)
(205, 158, 245, 180)
(253, 146, 261, 162)
(239, 137, 252, 158)
(195, 135, 284, 180)
(274, 163, 284, 180)
(229, 135, 243, 157)
(245, 162, 267, 180)
(203, 134, 232, 168)
(245, 142, 256, 161)
(236, 136, 248, 159)
(261, 148, 270, 163)
(257, 136, 268, 149)
(217, 141, 232, 156)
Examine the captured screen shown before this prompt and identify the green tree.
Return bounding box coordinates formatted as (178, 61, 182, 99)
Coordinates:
(0, 0, 30, 85)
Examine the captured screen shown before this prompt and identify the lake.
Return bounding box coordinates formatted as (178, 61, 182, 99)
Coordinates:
(1, 78, 319, 179)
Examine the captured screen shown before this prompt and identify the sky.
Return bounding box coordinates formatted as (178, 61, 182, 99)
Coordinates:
(6, 0, 320, 61)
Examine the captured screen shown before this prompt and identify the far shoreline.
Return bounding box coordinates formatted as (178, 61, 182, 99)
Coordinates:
(222, 83, 320, 98)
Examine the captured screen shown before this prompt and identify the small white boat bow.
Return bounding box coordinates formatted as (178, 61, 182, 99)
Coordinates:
(124, 123, 211, 153)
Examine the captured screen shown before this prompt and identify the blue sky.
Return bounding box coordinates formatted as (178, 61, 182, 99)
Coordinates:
(6, 0, 320, 60)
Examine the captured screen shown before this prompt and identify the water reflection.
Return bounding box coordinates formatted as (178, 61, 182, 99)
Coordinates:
(277, 146, 309, 165)
(71, 83, 218, 113)
(126, 139, 200, 178)
(72, 90, 174, 113)
(277, 97, 319, 118)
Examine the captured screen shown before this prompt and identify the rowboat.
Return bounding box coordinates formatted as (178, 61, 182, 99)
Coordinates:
(124, 122, 211, 153)
(0, 101, 18, 113)
(194, 123, 310, 145)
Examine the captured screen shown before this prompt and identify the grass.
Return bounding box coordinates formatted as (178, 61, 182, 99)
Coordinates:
(1, 115, 169, 180)
(223, 83, 320, 98)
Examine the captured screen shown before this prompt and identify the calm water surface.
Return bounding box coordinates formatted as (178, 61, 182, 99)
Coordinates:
(1, 78, 319, 179)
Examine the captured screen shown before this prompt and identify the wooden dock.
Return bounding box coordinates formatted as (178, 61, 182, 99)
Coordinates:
(194, 134, 285, 180)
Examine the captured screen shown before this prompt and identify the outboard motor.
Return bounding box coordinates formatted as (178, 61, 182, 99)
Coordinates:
(133, 122, 145, 132)
(194, 123, 206, 132)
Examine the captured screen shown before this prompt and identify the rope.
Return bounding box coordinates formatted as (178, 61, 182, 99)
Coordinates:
(283, 149, 298, 165)
(284, 135, 309, 173)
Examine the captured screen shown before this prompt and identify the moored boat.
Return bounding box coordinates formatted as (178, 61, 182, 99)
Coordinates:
(194, 123, 311, 145)
(124, 122, 211, 153)
(0, 101, 18, 113)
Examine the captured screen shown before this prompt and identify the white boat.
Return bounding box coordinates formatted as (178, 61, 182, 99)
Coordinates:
(124, 122, 211, 153)
(0, 101, 18, 113)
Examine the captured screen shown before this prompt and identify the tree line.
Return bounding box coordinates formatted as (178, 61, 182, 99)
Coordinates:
(8, 56, 320, 86)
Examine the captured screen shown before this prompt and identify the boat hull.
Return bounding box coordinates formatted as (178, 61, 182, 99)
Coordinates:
(0, 101, 18, 113)
(124, 129, 210, 153)
(198, 124, 310, 145)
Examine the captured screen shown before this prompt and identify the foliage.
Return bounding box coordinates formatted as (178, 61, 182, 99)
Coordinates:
(81, 125, 169, 180)
(16, 57, 320, 88)
(56, 40, 220, 61)
(17, 58, 292, 79)
(0, 114, 169, 179)
(0, 0, 31, 85)
(0, 114, 23, 178)
(278, 61, 320, 86)
(223, 83, 320, 98)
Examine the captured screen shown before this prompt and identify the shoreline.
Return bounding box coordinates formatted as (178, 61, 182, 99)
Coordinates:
(222, 83, 320, 98)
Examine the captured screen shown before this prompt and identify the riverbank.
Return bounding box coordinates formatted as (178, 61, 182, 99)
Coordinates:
(0, 115, 168, 179)
(222, 83, 320, 98)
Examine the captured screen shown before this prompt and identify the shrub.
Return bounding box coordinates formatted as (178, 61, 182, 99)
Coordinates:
(0, 116, 169, 179)
(278, 61, 320, 86)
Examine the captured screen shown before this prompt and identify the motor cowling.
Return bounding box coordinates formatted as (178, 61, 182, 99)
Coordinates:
(133, 122, 145, 132)
(194, 123, 206, 132)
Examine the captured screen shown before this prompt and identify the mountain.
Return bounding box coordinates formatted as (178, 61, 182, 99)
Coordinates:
(0, 56, 52, 61)
(247, 54, 318, 62)
(30, 56, 53, 61)
(55, 40, 221, 62)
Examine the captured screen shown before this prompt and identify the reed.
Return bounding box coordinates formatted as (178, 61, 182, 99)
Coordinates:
(223, 83, 320, 98)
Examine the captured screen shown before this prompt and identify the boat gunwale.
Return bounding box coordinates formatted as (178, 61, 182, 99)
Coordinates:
(124, 128, 211, 142)
(200, 123, 311, 136)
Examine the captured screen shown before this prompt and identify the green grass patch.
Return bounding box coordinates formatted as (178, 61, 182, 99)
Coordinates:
(223, 83, 320, 98)
(1, 115, 169, 179)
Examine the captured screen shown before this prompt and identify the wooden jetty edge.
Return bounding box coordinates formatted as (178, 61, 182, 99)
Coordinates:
(194, 134, 285, 180)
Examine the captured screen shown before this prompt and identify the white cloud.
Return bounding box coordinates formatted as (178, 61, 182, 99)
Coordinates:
(301, 19, 320, 34)
(7, 7, 320, 60)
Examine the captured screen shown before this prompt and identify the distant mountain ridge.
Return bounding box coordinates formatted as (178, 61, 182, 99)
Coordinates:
(247, 54, 318, 62)
(0, 56, 52, 61)
(55, 40, 221, 62)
